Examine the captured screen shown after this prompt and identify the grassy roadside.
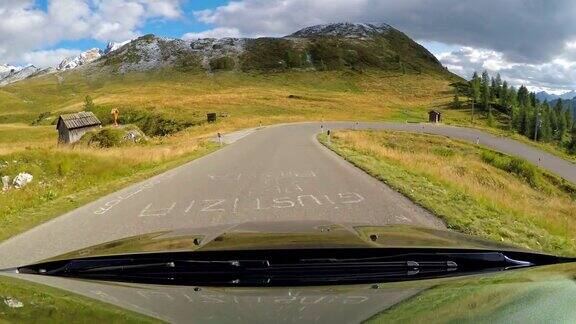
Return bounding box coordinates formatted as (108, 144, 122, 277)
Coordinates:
(443, 109, 576, 164)
(0, 137, 219, 242)
(0, 275, 160, 323)
(319, 130, 576, 256)
(364, 263, 576, 323)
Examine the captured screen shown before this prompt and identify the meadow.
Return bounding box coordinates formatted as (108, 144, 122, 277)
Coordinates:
(0, 68, 573, 246)
(0, 69, 459, 240)
(320, 130, 576, 256)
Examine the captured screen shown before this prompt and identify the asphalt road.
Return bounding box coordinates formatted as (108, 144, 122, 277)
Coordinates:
(0, 122, 573, 268)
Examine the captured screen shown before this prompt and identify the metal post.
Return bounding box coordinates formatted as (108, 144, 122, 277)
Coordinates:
(1, 176, 10, 191)
(327, 130, 331, 146)
(534, 109, 541, 141)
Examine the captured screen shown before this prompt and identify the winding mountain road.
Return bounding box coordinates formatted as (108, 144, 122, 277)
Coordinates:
(0, 122, 573, 268)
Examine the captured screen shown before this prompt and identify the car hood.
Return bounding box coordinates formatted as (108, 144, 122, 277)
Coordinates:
(42, 220, 531, 262)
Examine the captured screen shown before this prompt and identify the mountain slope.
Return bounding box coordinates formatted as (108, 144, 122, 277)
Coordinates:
(0, 23, 454, 87)
(90, 22, 451, 76)
(0, 23, 462, 127)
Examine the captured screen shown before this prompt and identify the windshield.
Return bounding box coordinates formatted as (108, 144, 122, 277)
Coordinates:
(0, 0, 575, 322)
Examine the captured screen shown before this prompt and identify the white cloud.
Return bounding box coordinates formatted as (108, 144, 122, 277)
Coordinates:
(439, 46, 576, 92)
(21, 48, 82, 67)
(183, 27, 241, 40)
(190, 0, 576, 91)
(194, 0, 576, 63)
(0, 0, 183, 66)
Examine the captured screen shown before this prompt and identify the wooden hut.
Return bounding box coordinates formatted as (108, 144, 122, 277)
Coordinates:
(428, 110, 442, 123)
(56, 111, 101, 144)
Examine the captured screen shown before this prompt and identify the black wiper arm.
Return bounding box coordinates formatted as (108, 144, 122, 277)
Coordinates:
(37, 259, 271, 276)
(17, 248, 571, 286)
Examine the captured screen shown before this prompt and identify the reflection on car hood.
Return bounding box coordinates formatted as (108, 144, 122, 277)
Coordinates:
(43, 220, 530, 262)
(3, 261, 576, 323)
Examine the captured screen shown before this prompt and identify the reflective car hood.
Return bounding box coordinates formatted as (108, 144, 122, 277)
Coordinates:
(3, 261, 576, 323)
(43, 220, 531, 262)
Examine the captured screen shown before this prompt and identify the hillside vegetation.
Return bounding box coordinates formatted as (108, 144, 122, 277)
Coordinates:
(320, 130, 576, 256)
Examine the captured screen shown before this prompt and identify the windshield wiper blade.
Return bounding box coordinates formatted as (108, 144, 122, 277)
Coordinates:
(17, 248, 570, 286)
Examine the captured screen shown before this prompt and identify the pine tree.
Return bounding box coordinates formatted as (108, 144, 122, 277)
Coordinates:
(453, 90, 461, 109)
(491, 74, 502, 101)
(500, 81, 508, 106)
(517, 85, 529, 107)
(539, 104, 553, 142)
(508, 86, 518, 131)
(564, 109, 573, 141)
(481, 70, 491, 112)
(555, 100, 567, 141)
(84, 95, 95, 111)
(569, 122, 576, 154)
(470, 72, 481, 121)
(494, 73, 502, 88)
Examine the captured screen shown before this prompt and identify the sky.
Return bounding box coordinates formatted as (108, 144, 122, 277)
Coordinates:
(2, 0, 576, 94)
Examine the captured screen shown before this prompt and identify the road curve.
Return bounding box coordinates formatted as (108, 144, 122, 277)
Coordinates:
(0, 122, 573, 268)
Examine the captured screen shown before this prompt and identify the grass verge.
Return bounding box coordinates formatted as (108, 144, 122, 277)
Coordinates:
(319, 130, 576, 256)
(0, 139, 219, 242)
(0, 275, 160, 322)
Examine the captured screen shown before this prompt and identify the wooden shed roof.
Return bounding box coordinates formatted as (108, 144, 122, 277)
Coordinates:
(57, 111, 101, 130)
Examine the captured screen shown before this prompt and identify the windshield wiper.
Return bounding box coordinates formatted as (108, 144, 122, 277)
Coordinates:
(16, 248, 572, 286)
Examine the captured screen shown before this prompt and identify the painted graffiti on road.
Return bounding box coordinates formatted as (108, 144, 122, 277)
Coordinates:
(133, 192, 366, 218)
(93, 174, 175, 215)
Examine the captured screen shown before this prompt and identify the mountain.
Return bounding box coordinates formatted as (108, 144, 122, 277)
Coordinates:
(104, 40, 133, 54)
(0, 65, 42, 86)
(287, 22, 392, 39)
(560, 90, 576, 100)
(535, 91, 560, 102)
(96, 23, 447, 76)
(536, 90, 576, 103)
(58, 48, 103, 71)
(548, 98, 576, 122)
(0, 22, 453, 87)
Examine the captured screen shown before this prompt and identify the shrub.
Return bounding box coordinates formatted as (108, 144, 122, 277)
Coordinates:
(210, 56, 235, 71)
(88, 128, 124, 148)
(481, 151, 539, 188)
(241, 38, 307, 71)
(31, 112, 51, 126)
(507, 157, 538, 187)
(86, 106, 194, 137)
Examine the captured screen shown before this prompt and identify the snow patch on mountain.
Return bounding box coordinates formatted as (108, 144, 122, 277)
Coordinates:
(0, 65, 42, 86)
(105, 39, 133, 54)
(0, 64, 22, 75)
(58, 48, 103, 71)
(287, 23, 392, 39)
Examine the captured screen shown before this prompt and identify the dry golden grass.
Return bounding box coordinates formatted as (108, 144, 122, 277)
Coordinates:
(324, 130, 576, 256)
(0, 124, 56, 155)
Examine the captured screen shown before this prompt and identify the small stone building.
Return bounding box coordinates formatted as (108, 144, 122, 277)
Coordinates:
(429, 110, 442, 123)
(56, 111, 101, 144)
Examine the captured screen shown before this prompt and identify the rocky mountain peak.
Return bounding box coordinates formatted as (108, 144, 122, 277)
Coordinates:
(286, 22, 392, 39)
(58, 48, 103, 71)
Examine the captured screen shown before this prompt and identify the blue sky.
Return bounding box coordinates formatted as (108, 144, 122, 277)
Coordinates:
(2, 1, 576, 93)
(37, 0, 231, 52)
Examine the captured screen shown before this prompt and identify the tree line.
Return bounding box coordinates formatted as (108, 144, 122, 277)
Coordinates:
(452, 71, 576, 154)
